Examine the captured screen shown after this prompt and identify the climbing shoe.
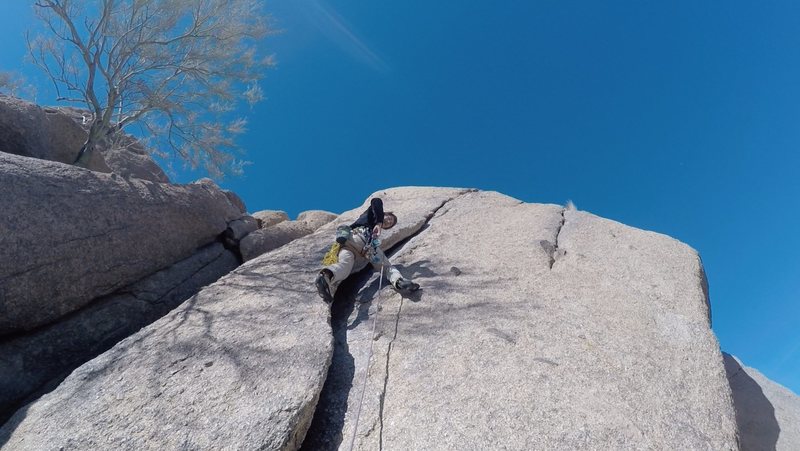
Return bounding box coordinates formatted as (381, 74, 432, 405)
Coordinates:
(315, 271, 334, 304)
(394, 278, 420, 292)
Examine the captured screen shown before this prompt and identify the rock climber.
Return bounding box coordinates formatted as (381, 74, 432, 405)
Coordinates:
(315, 198, 420, 303)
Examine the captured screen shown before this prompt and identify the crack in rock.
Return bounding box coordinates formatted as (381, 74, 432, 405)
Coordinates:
(543, 208, 567, 269)
(378, 294, 404, 451)
(59, 225, 131, 246)
(126, 250, 228, 305)
(2, 256, 77, 282)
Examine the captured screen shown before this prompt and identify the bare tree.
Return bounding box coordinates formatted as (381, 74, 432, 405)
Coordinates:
(28, 0, 273, 177)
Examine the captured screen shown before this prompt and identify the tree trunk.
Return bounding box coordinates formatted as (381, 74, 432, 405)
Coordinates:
(73, 120, 104, 168)
(73, 141, 91, 167)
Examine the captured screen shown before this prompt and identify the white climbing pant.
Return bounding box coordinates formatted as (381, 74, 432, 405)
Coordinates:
(324, 233, 403, 296)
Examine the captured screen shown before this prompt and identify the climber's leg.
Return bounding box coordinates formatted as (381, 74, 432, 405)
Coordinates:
(317, 248, 356, 302)
(370, 248, 419, 292)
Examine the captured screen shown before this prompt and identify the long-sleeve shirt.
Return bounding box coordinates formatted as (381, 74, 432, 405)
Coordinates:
(350, 198, 384, 230)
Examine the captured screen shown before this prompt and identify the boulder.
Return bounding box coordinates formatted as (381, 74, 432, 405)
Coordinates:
(0, 152, 242, 335)
(0, 95, 109, 172)
(0, 97, 169, 182)
(0, 187, 467, 450)
(0, 243, 238, 423)
(101, 136, 170, 183)
(239, 221, 315, 262)
(303, 190, 738, 450)
(724, 353, 800, 450)
(252, 210, 289, 228)
(224, 216, 260, 242)
(297, 210, 337, 230)
(223, 190, 247, 214)
(239, 211, 337, 262)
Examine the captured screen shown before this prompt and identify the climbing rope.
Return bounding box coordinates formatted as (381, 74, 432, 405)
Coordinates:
(347, 263, 383, 451)
(321, 242, 341, 266)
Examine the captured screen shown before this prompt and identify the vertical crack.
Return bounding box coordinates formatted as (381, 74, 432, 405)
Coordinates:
(548, 208, 567, 269)
(378, 296, 404, 450)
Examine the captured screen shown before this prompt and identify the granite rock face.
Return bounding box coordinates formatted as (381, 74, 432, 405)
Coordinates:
(0, 187, 466, 450)
(303, 190, 738, 450)
(0, 243, 238, 424)
(0, 186, 743, 450)
(724, 353, 800, 451)
(0, 152, 242, 334)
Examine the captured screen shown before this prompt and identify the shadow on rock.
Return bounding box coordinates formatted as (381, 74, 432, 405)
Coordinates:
(299, 271, 373, 451)
(723, 352, 780, 451)
(0, 403, 29, 448)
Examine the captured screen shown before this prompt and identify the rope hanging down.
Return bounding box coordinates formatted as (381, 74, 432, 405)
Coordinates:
(347, 263, 383, 451)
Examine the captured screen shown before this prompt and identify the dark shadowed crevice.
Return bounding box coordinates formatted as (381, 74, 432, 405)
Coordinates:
(217, 231, 244, 263)
(552, 208, 566, 269)
(300, 191, 471, 450)
(298, 272, 364, 451)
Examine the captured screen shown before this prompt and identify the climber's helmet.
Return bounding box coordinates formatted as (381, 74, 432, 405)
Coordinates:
(382, 212, 397, 230)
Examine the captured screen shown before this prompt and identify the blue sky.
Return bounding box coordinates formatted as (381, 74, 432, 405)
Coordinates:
(2, 1, 798, 394)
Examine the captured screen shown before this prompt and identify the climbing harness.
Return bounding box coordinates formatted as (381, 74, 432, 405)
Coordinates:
(347, 263, 383, 451)
(323, 226, 381, 267)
